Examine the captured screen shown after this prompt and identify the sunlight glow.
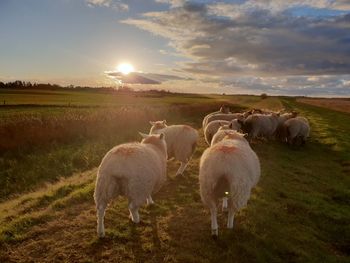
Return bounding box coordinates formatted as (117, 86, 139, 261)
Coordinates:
(117, 63, 134, 75)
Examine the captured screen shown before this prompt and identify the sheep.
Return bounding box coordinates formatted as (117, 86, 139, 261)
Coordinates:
(205, 113, 245, 127)
(204, 119, 241, 145)
(202, 105, 231, 128)
(211, 123, 244, 146)
(282, 117, 310, 145)
(275, 111, 298, 140)
(149, 120, 198, 176)
(199, 130, 260, 236)
(239, 113, 280, 141)
(94, 133, 167, 238)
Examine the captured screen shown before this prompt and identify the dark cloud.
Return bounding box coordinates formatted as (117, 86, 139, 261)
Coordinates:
(125, 2, 350, 77)
(220, 75, 350, 96)
(106, 71, 188, 84)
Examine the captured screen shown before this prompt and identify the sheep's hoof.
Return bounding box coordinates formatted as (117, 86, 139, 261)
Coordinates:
(98, 232, 105, 238)
(146, 199, 155, 206)
(176, 172, 183, 177)
(147, 202, 155, 207)
(129, 216, 140, 224)
(211, 229, 218, 238)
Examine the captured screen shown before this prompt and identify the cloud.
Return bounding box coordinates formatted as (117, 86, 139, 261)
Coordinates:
(106, 71, 189, 84)
(124, 1, 350, 96)
(86, 0, 129, 11)
(124, 2, 350, 77)
(244, 0, 350, 12)
(220, 74, 350, 96)
(154, 0, 186, 7)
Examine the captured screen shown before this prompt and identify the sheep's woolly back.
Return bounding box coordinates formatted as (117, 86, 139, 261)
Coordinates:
(284, 117, 310, 141)
(278, 112, 297, 125)
(243, 113, 279, 139)
(211, 129, 248, 146)
(150, 124, 199, 162)
(206, 113, 244, 127)
(199, 138, 260, 211)
(202, 107, 231, 128)
(218, 119, 241, 132)
(204, 120, 230, 145)
(94, 140, 167, 208)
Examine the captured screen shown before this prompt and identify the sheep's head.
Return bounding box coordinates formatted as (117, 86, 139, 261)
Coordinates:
(223, 130, 248, 143)
(149, 120, 167, 133)
(270, 112, 280, 118)
(220, 105, 230, 113)
(252, 108, 263, 114)
(218, 121, 231, 132)
(139, 132, 167, 158)
(218, 120, 241, 132)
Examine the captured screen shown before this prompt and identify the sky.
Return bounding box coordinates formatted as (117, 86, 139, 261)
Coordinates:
(0, 0, 350, 96)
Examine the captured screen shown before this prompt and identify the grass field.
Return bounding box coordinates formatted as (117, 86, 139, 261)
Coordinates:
(0, 89, 349, 262)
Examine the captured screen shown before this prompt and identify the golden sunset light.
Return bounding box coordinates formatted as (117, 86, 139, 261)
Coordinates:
(117, 63, 134, 75)
(1, 1, 349, 261)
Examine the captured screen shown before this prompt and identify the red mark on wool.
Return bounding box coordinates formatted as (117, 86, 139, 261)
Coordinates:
(113, 147, 136, 156)
(215, 145, 236, 153)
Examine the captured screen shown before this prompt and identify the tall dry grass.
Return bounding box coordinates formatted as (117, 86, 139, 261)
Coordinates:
(0, 103, 237, 199)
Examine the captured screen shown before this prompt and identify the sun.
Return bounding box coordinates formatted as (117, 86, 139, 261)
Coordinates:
(117, 63, 134, 75)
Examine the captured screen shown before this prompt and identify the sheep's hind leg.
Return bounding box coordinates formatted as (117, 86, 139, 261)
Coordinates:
(128, 202, 140, 223)
(97, 203, 107, 238)
(209, 201, 218, 237)
(146, 196, 154, 205)
(227, 199, 235, 229)
(176, 161, 188, 176)
(222, 197, 228, 212)
(227, 210, 235, 229)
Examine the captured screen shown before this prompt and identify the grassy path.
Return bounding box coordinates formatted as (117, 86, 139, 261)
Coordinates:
(0, 99, 349, 262)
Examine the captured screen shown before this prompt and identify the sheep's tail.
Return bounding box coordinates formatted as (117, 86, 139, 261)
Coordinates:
(212, 174, 230, 199)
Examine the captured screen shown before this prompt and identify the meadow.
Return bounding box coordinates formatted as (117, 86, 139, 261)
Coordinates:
(0, 89, 349, 262)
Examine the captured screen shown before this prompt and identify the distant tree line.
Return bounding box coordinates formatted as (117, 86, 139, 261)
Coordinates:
(0, 80, 174, 95)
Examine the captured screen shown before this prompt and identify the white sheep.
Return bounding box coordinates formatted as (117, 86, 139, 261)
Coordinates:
(205, 113, 245, 127)
(199, 130, 260, 236)
(94, 133, 167, 238)
(202, 105, 231, 128)
(282, 117, 310, 145)
(149, 120, 198, 176)
(239, 113, 280, 140)
(204, 120, 241, 145)
(210, 123, 244, 146)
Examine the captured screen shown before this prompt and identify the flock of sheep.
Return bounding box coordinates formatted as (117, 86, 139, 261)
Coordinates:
(94, 105, 310, 237)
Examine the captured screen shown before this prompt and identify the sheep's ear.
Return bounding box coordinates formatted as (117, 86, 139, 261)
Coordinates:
(243, 133, 249, 138)
(162, 120, 167, 124)
(149, 121, 156, 125)
(159, 133, 165, 140)
(139, 132, 149, 139)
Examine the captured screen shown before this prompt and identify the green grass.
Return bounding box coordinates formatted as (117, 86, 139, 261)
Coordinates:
(0, 90, 349, 262)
